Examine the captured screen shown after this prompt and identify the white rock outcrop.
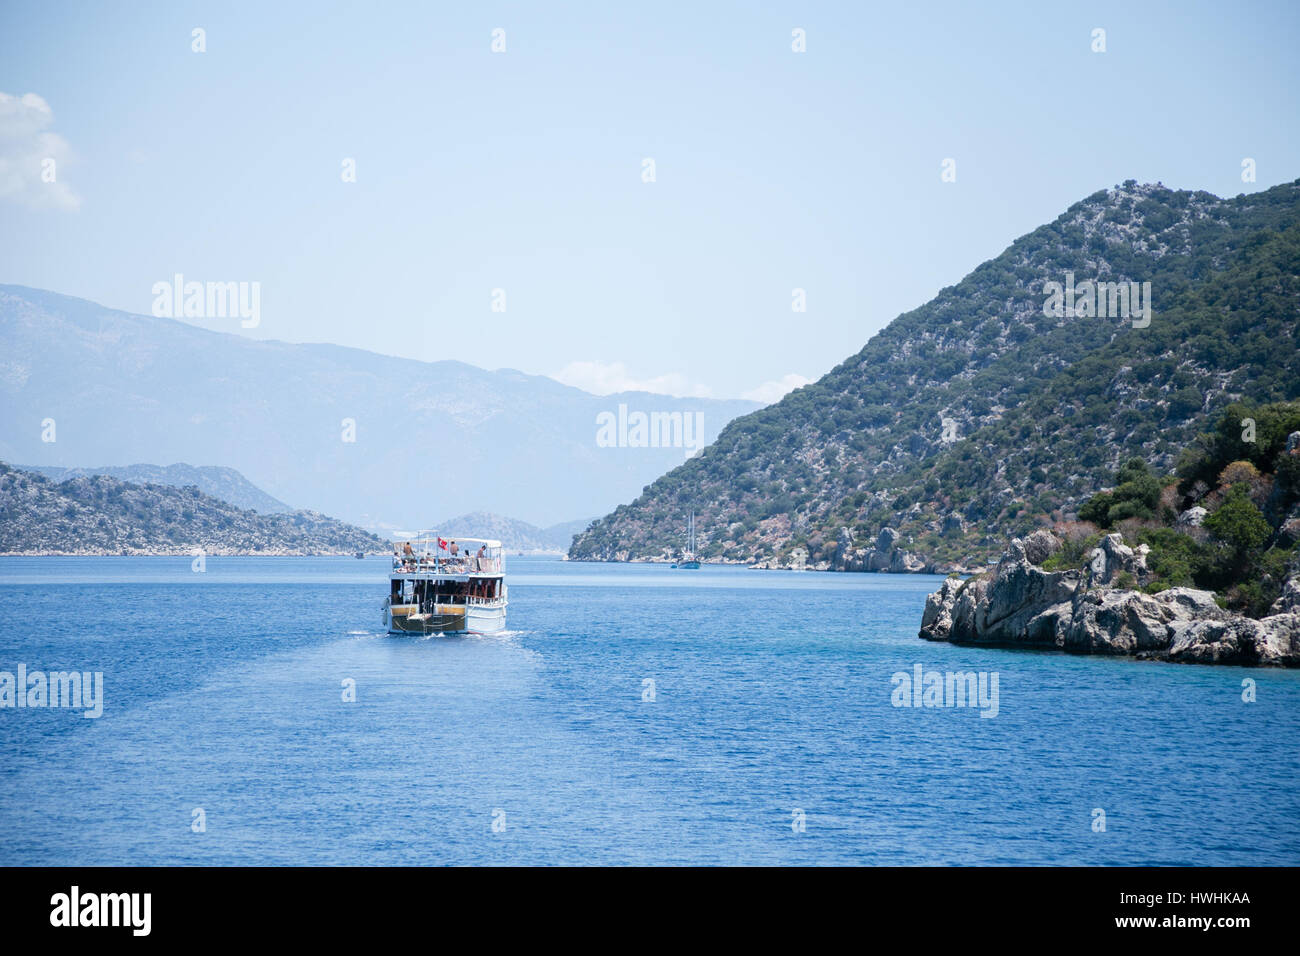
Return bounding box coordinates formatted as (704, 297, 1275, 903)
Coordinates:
(920, 532, 1300, 667)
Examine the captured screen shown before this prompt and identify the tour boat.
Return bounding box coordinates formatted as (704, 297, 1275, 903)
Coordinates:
(383, 532, 508, 635)
(671, 512, 701, 569)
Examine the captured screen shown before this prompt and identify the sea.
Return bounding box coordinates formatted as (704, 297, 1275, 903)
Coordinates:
(1, 555, 1296, 865)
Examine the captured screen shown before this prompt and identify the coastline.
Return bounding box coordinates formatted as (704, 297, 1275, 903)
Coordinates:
(564, 553, 984, 574)
(566, 525, 983, 574)
(919, 530, 1300, 667)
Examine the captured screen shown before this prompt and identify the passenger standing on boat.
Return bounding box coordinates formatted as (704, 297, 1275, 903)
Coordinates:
(475, 544, 486, 572)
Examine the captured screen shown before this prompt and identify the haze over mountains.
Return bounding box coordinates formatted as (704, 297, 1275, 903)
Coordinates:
(432, 512, 594, 553)
(571, 180, 1300, 569)
(0, 285, 759, 531)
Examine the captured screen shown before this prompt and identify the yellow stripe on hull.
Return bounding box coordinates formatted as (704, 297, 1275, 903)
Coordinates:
(389, 604, 467, 634)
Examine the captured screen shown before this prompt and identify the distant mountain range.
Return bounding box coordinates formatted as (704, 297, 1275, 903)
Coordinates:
(571, 179, 1300, 569)
(0, 462, 385, 555)
(430, 512, 594, 553)
(18, 462, 292, 514)
(0, 285, 760, 530)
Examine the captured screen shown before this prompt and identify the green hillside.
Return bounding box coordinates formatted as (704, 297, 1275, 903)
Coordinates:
(0, 463, 387, 555)
(570, 180, 1300, 569)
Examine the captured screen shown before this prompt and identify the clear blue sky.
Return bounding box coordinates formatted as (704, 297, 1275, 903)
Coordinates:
(2, 0, 1298, 401)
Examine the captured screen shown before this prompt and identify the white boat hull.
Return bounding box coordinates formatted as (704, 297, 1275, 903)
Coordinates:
(465, 603, 507, 634)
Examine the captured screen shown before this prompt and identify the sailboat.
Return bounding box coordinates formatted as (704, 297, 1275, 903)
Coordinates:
(671, 512, 701, 569)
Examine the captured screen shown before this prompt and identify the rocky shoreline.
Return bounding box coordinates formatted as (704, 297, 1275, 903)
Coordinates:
(748, 526, 940, 572)
(566, 529, 980, 573)
(919, 529, 1300, 667)
(744, 526, 991, 574)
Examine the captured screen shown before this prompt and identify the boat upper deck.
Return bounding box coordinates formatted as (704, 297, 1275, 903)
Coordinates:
(390, 532, 505, 577)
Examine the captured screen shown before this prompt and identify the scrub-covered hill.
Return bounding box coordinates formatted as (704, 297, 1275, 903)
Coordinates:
(0, 462, 387, 555)
(570, 180, 1300, 571)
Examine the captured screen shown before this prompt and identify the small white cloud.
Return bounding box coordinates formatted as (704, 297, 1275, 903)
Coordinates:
(742, 373, 812, 405)
(554, 360, 714, 398)
(0, 91, 79, 210)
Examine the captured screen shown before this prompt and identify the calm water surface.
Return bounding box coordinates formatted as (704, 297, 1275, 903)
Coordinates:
(1, 555, 1296, 865)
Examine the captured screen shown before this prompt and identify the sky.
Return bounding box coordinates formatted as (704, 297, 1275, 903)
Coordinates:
(2, 0, 1298, 402)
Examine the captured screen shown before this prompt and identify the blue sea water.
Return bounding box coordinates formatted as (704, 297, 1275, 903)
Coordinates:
(0, 555, 1296, 866)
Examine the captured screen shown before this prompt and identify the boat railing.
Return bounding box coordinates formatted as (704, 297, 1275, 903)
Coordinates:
(391, 553, 504, 575)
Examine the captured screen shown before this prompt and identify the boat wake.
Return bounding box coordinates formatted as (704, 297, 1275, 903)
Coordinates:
(410, 629, 530, 643)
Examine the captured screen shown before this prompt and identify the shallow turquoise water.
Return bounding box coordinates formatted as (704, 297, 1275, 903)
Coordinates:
(0, 555, 1296, 865)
